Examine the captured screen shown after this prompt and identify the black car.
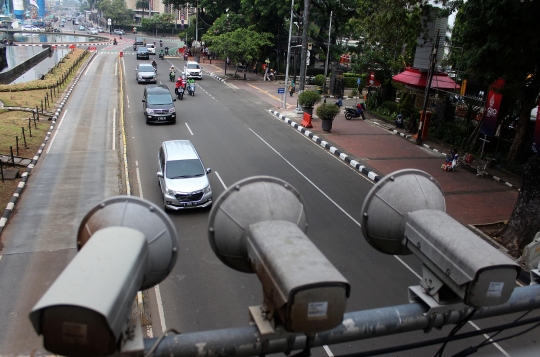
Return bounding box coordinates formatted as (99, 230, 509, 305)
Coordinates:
(133, 37, 144, 50)
(137, 46, 149, 60)
(143, 84, 176, 124)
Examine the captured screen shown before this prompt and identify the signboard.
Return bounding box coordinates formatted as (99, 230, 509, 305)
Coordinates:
(480, 78, 504, 137)
(278, 88, 285, 94)
(107, 18, 111, 26)
(357, 78, 361, 85)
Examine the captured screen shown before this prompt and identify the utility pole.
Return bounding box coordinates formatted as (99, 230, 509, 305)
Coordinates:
(416, 30, 440, 145)
(282, 0, 295, 110)
(298, 0, 309, 92)
(324, 11, 332, 77)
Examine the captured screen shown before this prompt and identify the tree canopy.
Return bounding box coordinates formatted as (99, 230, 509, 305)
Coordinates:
(98, 0, 133, 25)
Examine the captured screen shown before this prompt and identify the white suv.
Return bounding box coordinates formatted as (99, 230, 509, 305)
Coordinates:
(184, 61, 202, 79)
(146, 44, 156, 55)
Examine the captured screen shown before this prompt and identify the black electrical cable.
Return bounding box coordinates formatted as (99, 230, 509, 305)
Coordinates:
(334, 315, 540, 357)
(451, 301, 540, 356)
(433, 308, 477, 357)
(144, 328, 181, 357)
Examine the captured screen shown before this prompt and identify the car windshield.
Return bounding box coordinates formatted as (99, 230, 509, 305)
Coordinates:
(186, 63, 200, 69)
(138, 48, 148, 52)
(166, 159, 205, 179)
(139, 65, 154, 72)
(147, 93, 172, 105)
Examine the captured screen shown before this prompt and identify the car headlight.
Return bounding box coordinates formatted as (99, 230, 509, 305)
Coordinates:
(166, 188, 176, 196)
(146, 108, 154, 114)
(168, 107, 175, 113)
(203, 185, 212, 194)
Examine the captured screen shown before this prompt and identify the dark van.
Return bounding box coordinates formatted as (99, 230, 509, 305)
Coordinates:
(143, 84, 176, 124)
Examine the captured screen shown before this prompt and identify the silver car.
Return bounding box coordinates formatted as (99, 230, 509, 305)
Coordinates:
(135, 63, 157, 84)
(157, 140, 213, 211)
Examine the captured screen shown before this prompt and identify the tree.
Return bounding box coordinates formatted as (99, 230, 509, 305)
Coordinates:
(451, 0, 540, 163)
(202, 29, 273, 75)
(135, 0, 149, 20)
(495, 155, 540, 257)
(99, 0, 133, 25)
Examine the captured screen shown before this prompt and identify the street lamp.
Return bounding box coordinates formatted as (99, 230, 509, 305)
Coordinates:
(282, 0, 295, 110)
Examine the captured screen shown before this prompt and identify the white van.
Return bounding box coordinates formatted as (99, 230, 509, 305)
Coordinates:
(157, 140, 213, 211)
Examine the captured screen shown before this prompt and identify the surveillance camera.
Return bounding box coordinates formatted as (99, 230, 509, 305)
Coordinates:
(30, 196, 178, 356)
(362, 169, 520, 308)
(209, 176, 350, 333)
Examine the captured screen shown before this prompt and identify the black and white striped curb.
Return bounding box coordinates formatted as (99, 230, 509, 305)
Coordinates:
(205, 70, 227, 83)
(17, 42, 110, 47)
(0, 52, 98, 236)
(268, 110, 381, 183)
(371, 121, 519, 190)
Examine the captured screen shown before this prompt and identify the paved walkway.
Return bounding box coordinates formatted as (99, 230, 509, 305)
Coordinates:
(202, 58, 521, 234)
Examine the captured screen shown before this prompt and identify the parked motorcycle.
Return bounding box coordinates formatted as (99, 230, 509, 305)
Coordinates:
(344, 106, 365, 120)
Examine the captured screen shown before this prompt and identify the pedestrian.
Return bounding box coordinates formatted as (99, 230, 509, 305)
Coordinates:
(264, 65, 269, 81)
(289, 80, 296, 96)
(335, 96, 343, 107)
(395, 114, 404, 128)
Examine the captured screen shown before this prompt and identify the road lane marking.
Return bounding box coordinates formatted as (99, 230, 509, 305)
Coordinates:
(84, 55, 98, 76)
(247, 126, 361, 227)
(46, 109, 68, 154)
(112, 108, 116, 151)
(247, 84, 294, 108)
(323, 345, 334, 357)
(155, 285, 167, 334)
(249, 125, 512, 357)
(215, 171, 227, 190)
(185, 123, 193, 135)
(115, 61, 117, 77)
(136, 161, 143, 198)
(469, 321, 510, 357)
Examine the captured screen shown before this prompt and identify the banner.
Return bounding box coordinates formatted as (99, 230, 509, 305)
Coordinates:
(533, 100, 540, 155)
(480, 78, 505, 137)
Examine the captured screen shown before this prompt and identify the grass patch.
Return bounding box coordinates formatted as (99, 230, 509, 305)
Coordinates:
(0, 48, 90, 218)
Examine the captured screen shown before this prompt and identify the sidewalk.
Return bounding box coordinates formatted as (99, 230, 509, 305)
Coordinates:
(203, 59, 521, 233)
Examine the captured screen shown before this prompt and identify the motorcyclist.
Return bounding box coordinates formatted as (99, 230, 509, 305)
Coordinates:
(187, 78, 195, 93)
(175, 77, 185, 96)
(159, 49, 165, 59)
(355, 103, 365, 120)
(169, 66, 176, 81)
(113, 38, 117, 45)
(164, 46, 169, 55)
(159, 40, 163, 47)
(151, 59, 157, 71)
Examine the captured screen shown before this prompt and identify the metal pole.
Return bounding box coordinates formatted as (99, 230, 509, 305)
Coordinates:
(298, 0, 309, 92)
(195, 0, 198, 44)
(144, 284, 540, 357)
(416, 30, 440, 145)
(324, 11, 332, 78)
(282, 0, 295, 110)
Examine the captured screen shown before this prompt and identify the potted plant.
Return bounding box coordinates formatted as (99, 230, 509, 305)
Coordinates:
(316, 103, 341, 131)
(297, 91, 321, 115)
(314, 74, 326, 93)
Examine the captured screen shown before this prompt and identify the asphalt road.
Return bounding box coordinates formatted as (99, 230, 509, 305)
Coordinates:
(0, 35, 537, 356)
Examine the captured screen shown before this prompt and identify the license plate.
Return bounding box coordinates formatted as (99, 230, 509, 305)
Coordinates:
(157, 117, 167, 121)
(183, 202, 193, 207)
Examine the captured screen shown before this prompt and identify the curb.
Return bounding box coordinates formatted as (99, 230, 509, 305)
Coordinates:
(0, 52, 98, 236)
(371, 121, 520, 191)
(205, 70, 227, 83)
(17, 42, 110, 47)
(268, 110, 381, 183)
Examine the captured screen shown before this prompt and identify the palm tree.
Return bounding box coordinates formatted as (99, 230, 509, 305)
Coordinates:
(135, 0, 150, 20)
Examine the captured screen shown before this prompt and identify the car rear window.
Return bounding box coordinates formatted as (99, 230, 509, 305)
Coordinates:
(166, 159, 205, 179)
(147, 93, 173, 105)
(139, 65, 154, 72)
(186, 63, 200, 69)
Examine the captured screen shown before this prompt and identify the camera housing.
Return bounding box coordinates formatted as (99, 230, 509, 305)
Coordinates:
(29, 196, 178, 356)
(209, 176, 350, 333)
(361, 169, 520, 308)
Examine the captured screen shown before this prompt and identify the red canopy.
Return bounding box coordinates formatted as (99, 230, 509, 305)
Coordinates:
(392, 68, 460, 90)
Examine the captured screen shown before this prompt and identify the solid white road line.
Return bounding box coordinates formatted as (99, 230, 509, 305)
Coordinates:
(135, 161, 144, 199)
(84, 56, 98, 76)
(214, 171, 227, 190)
(185, 122, 194, 135)
(46, 109, 68, 154)
(112, 108, 116, 151)
(248, 125, 512, 357)
(468, 321, 511, 357)
(155, 285, 167, 334)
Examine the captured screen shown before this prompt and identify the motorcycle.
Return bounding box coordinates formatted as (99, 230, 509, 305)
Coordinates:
(187, 83, 195, 96)
(344, 106, 365, 120)
(151, 61, 157, 72)
(113, 39, 117, 45)
(169, 71, 175, 82)
(175, 86, 185, 100)
(159, 53, 164, 60)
